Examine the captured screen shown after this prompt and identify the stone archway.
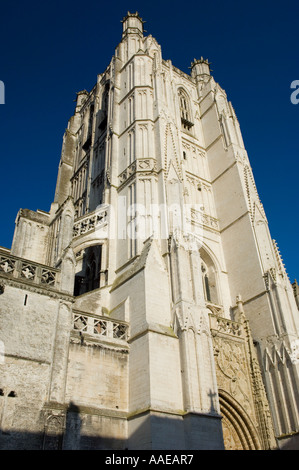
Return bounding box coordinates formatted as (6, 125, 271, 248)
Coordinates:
(219, 390, 262, 450)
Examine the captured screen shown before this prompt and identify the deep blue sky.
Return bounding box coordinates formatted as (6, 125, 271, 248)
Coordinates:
(0, 0, 298, 282)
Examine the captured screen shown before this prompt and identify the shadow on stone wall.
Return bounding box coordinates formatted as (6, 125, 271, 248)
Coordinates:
(277, 433, 299, 450)
(0, 429, 127, 451)
(1, 398, 298, 450)
(0, 401, 127, 450)
(0, 402, 222, 450)
(0, 401, 223, 450)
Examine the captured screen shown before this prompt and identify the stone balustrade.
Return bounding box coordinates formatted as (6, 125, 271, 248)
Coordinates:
(73, 310, 129, 342)
(73, 205, 109, 239)
(190, 208, 219, 231)
(0, 248, 60, 289)
(209, 312, 242, 337)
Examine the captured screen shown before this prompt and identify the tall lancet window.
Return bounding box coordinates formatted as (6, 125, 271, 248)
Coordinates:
(200, 251, 219, 306)
(128, 129, 135, 164)
(202, 262, 211, 302)
(74, 245, 102, 296)
(178, 88, 194, 131)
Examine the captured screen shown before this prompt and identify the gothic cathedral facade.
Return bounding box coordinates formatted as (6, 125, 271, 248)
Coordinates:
(0, 12, 298, 450)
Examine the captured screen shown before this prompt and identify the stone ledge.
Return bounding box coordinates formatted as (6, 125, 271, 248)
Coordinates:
(43, 401, 128, 419)
(127, 407, 222, 421)
(128, 323, 177, 343)
(70, 332, 129, 354)
(0, 275, 73, 301)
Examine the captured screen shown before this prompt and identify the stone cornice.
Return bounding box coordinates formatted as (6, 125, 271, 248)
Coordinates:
(0, 274, 73, 302)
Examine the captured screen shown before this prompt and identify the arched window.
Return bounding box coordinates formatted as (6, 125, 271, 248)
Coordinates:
(200, 249, 219, 305)
(97, 83, 109, 135)
(204, 272, 211, 302)
(102, 83, 110, 112)
(86, 254, 97, 292)
(202, 262, 211, 302)
(178, 88, 193, 131)
(74, 245, 102, 296)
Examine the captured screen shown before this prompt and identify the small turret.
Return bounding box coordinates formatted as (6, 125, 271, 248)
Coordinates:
(75, 90, 89, 113)
(191, 57, 211, 81)
(121, 11, 145, 39)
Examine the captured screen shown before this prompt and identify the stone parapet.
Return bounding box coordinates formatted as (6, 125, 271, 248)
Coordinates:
(0, 248, 60, 291)
(71, 309, 129, 346)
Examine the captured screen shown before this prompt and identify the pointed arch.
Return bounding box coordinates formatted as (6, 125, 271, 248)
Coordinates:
(199, 246, 221, 306)
(178, 87, 194, 131)
(198, 240, 223, 274)
(219, 390, 262, 450)
(74, 244, 103, 296)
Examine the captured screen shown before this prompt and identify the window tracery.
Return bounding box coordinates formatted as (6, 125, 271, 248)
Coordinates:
(178, 88, 194, 131)
(200, 250, 219, 305)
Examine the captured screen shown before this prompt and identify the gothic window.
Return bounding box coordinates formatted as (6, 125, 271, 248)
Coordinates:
(128, 95, 134, 124)
(200, 250, 219, 305)
(128, 130, 135, 164)
(178, 88, 194, 131)
(202, 263, 211, 302)
(102, 83, 109, 112)
(128, 183, 137, 258)
(128, 63, 134, 89)
(204, 270, 211, 302)
(74, 245, 102, 296)
(219, 114, 230, 148)
(97, 83, 109, 135)
(84, 103, 94, 150)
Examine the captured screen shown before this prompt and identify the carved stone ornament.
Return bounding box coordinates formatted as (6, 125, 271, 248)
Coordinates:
(213, 337, 252, 417)
(43, 412, 66, 451)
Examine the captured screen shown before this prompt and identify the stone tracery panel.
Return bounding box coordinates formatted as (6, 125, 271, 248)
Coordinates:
(210, 313, 268, 450)
(0, 249, 59, 290)
(73, 311, 129, 342)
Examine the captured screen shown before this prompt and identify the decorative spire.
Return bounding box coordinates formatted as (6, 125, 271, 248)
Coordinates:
(191, 57, 211, 69)
(190, 57, 212, 81)
(121, 11, 145, 24)
(121, 11, 145, 38)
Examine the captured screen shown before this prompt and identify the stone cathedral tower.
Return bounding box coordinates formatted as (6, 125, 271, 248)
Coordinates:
(0, 12, 298, 450)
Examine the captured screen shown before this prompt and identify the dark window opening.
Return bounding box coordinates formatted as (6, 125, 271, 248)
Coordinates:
(179, 89, 194, 131)
(98, 116, 107, 132)
(204, 274, 211, 302)
(82, 135, 92, 150)
(74, 245, 103, 296)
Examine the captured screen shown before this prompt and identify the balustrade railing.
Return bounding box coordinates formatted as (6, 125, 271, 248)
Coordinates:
(209, 313, 242, 337)
(0, 249, 60, 289)
(190, 208, 219, 230)
(73, 311, 128, 342)
(73, 205, 109, 238)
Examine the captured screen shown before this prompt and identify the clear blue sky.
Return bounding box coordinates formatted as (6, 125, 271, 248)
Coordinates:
(0, 0, 298, 282)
